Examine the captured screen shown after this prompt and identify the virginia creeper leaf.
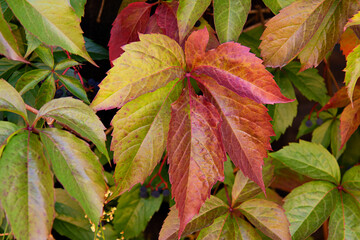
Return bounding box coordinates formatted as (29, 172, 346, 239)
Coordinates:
(270, 140, 341, 184)
(254, 188, 284, 207)
(342, 165, 360, 202)
(15, 69, 51, 95)
(70, 0, 86, 18)
(260, 0, 358, 69)
(0, 58, 22, 79)
(36, 97, 108, 159)
(40, 128, 106, 224)
(340, 98, 360, 147)
(312, 119, 332, 147)
(0, 132, 54, 240)
(237, 26, 263, 57)
(110, 80, 182, 197)
(177, 0, 211, 43)
(113, 185, 163, 239)
(189, 28, 291, 104)
(345, 43, 360, 101)
(238, 199, 291, 240)
(159, 196, 228, 240)
(340, 28, 360, 58)
(108, 2, 152, 64)
(197, 213, 261, 240)
(167, 85, 226, 236)
(328, 193, 360, 240)
(345, 10, 360, 28)
(35, 73, 56, 109)
(6, 0, 95, 64)
(330, 119, 344, 159)
(24, 30, 41, 58)
(262, 0, 295, 14)
(92, 33, 185, 111)
(0, 79, 27, 121)
(56, 73, 89, 104)
(284, 181, 338, 240)
(0, 120, 19, 156)
(35, 45, 54, 68)
(119, 0, 146, 12)
(213, 0, 251, 43)
(199, 77, 274, 191)
(156, 2, 179, 42)
(145, 15, 164, 34)
(321, 86, 360, 112)
(54, 59, 80, 71)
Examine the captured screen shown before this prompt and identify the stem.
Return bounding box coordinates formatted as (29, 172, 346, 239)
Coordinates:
(324, 58, 340, 91)
(26, 104, 54, 127)
(96, 0, 105, 23)
(25, 104, 38, 115)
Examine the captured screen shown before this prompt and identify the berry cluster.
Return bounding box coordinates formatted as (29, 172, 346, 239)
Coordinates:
(305, 118, 323, 127)
(139, 185, 170, 199)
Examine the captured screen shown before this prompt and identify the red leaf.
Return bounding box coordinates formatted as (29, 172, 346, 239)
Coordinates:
(156, 2, 179, 42)
(199, 77, 274, 191)
(167, 84, 226, 237)
(186, 29, 292, 104)
(145, 15, 164, 34)
(340, 28, 360, 58)
(185, 27, 208, 71)
(108, 2, 152, 64)
(320, 86, 360, 112)
(340, 98, 360, 148)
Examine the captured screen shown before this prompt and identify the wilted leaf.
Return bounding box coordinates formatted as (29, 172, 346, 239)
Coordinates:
(189, 28, 291, 104)
(0, 79, 27, 121)
(342, 165, 360, 202)
(6, 0, 94, 64)
(37, 97, 108, 159)
(156, 2, 179, 42)
(108, 2, 152, 63)
(270, 140, 341, 184)
(167, 85, 226, 236)
(213, 0, 251, 43)
(284, 181, 338, 240)
(260, 0, 358, 69)
(0, 132, 54, 240)
(15, 69, 51, 95)
(40, 128, 106, 224)
(340, 98, 360, 147)
(159, 196, 228, 240)
(340, 28, 360, 58)
(110, 80, 182, 197)
(238, 199, 291, 240)
(262, 0, 295, 14)
(92, 34, 185, 111)
(113, 185, 163, 239)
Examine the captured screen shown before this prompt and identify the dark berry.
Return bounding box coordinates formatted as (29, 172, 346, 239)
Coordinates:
(162, 189, 170, 197)
(55, 89, 63, 98)
(305, 119, 313, 127)
(151, 190, 160, 198)
(139, 191, 149, 199)
(140, 186, 147, 193)
(194, 20, 201, 27)
(316, 118, 323, 125)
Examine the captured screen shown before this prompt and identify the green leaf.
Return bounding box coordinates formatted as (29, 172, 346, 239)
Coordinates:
(284, 181, 338, 240)
(24, 30, 41, 58)
(262, 0, 296, 14)
(213, 0, 250, 43)
(342, 165, 360, 202)
(0, 120, 20, 156)
(111, 80, 182, 197)
(312, 119, 332, 147)
(237, 26, 263, 57)
(197, 214, 261, 240)
(0, 57, 22, 79)
(15, 69, 51, 95)
(35, 73, 56, 109)
(55, 59, 80, 71)
(330, 119, 344, 159)
(6, 0, 95, 64)
(177, 0, 211, 43)
(84, 37, 108, 61)
(37, 97, 108, 159)
(345, 43, 360, 101)
(40, 128, 107, 224)
(159, 196, 228, 240)
(35, 45, 54, 68)
(238, 199, 291, 240)
(284, 62, 329, 106)
(70, 0, 86, 18)
(328, 193, 360, 240)
(0, 78, 27, 121)
(297, 111, 333, 139)
(270, 140, 341, 184)
(223, 157, 235, 188)
(113, 185, 163, 239)
(56, 73, 89, 104)
(0, 132, 54, 240)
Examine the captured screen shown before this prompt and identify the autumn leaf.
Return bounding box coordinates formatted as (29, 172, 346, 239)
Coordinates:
(340, 98, 360, 147)
(345, 43, 360, 101)
(167, 85, 226, 237)
(108, 2, 152, 64)
(345, 10, 360, 28)
(91, 33, 186, 111)
(260, 0, 358, 69)
(156, 2, 179, 42)
(320, 86, 360, 112)
(188, 28, 292, 104)
(340, 28, 360, 58)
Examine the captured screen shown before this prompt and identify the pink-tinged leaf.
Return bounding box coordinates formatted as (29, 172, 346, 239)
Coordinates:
(199, 77, 274, 192)
(238, 199, 291, 240)
(185, 27, 208, 71)
(340, 28, 360, 58)
(320, 86, 360, 112)
(108, 2, 152, 64)
(340, 98, 360, 148)
(187, 29, 292, 104)
(91, 34, 185, 111)
(167, 85, 226, 237)
(156, 2, 179, 42)
(260, 0, 359, 69)
(345, 43, 360, 102)
(145, 15, 164, 34)
(345, 10, 360, 28)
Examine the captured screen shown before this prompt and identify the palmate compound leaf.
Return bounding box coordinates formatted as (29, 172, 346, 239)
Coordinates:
(108, 2, 152, 64)
(159, 196, 228, 240)
(0, 79, 27, 121)
(0, 131, 54, 240)
(259, 0, 359, 69)
(187, 28, 292, 104)
(39, 128, 107, 224)
(109, 80, 182, 199)
(284, 181, 339, 240)
(269, 140, 341, 184)
(91, 33, 186, 111)
(167, 84, 226, 237)
(238, 199, 291, 240)
(328, 193, 360, 239)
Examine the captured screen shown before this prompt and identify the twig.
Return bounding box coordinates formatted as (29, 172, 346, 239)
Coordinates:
(324, 58, 340, 91)
(96, 0, 105, 23)
(243, 20, 269, 32)
(25, 104, 55, 127)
